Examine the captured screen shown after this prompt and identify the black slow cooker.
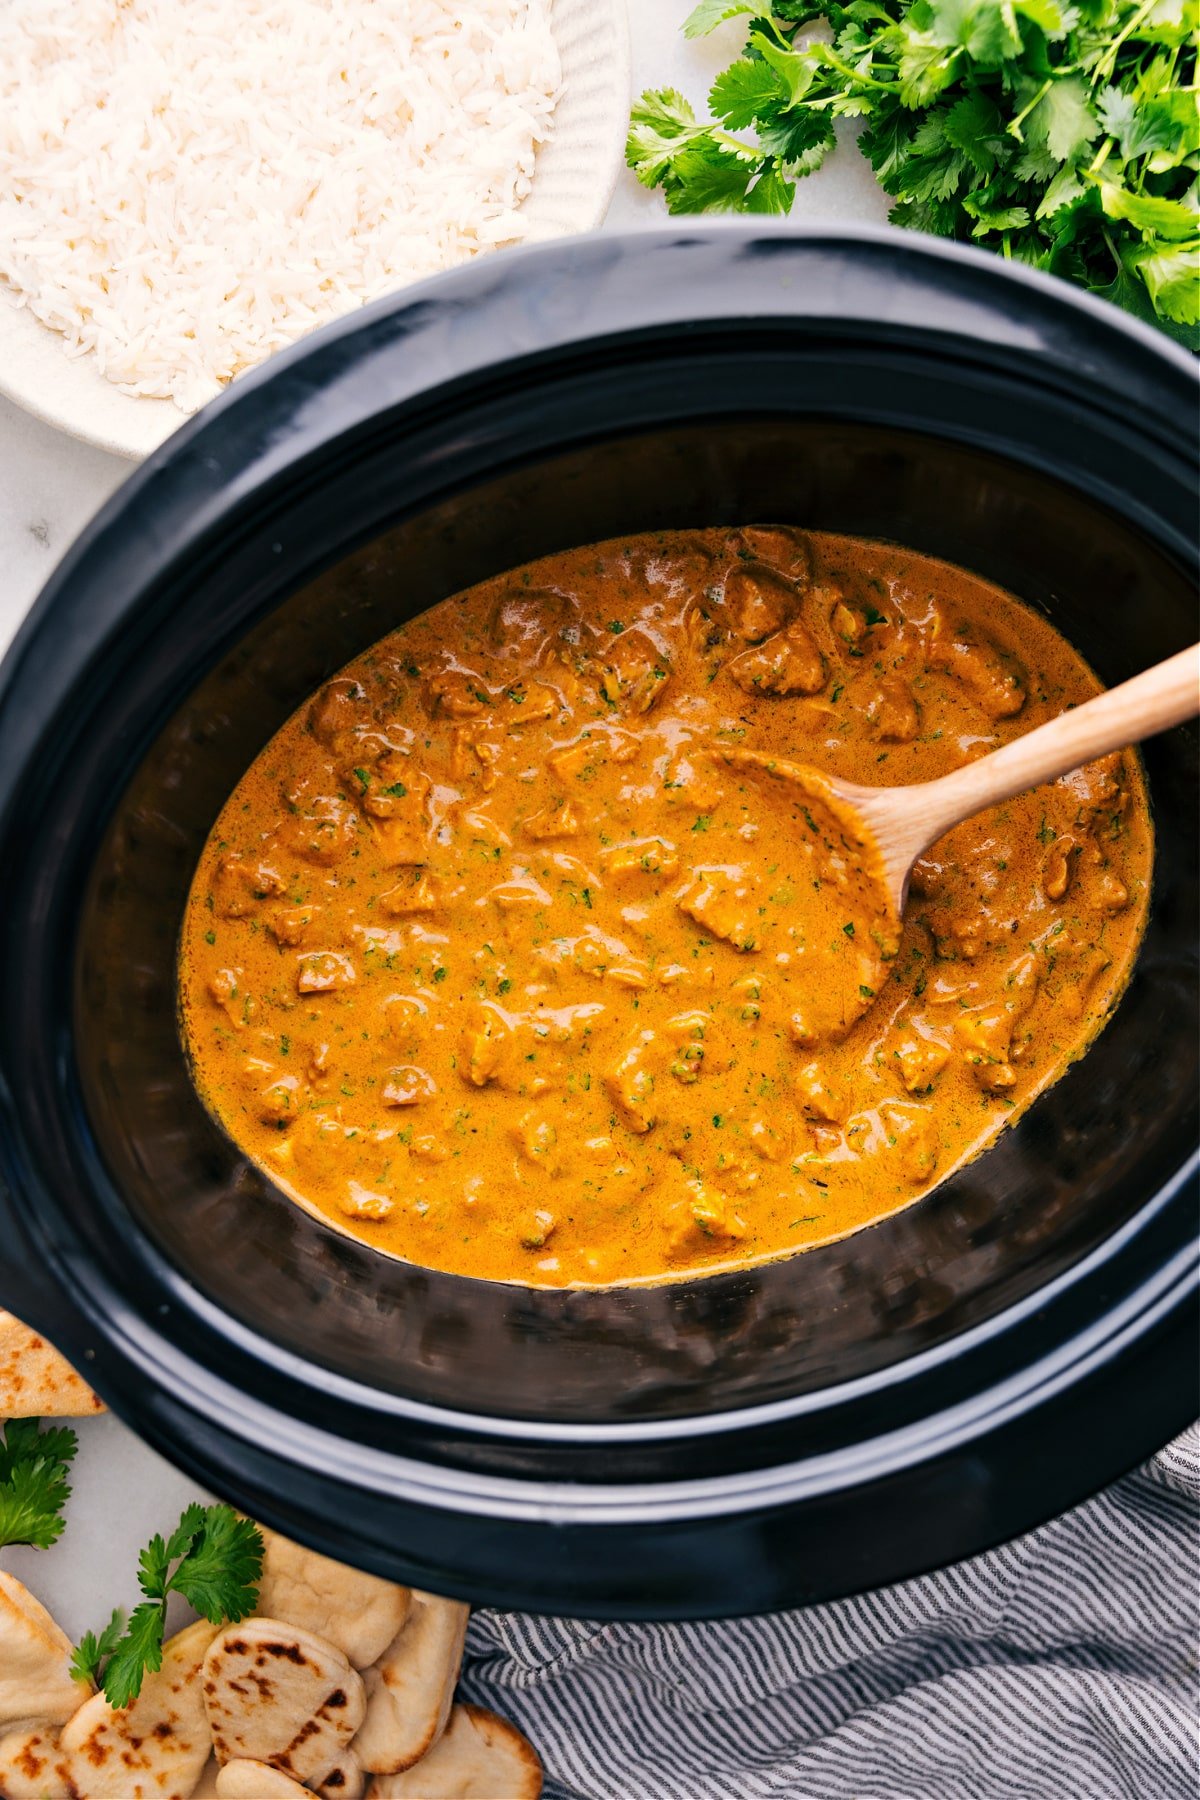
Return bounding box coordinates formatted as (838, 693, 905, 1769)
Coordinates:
(0, 227, 1195, 1615)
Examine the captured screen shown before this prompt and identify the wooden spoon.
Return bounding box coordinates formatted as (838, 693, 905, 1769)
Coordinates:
(722, 643, 1200, 923)
(851, 641, 1199, 916)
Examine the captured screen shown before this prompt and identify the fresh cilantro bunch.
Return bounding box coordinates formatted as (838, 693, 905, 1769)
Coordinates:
(0, 1417, 78, 1549)
(628, 0, 1199, 342)
(72, 1503, 264, 1708)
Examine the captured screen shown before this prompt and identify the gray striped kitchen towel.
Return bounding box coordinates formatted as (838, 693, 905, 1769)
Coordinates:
(461, 1426, 1199, 1800)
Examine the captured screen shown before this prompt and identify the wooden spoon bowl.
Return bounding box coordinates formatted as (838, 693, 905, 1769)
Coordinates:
(738, 643, 1200, 922)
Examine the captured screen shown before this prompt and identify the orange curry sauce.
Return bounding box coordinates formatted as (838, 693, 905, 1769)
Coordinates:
(179, 529, 1152, 1286)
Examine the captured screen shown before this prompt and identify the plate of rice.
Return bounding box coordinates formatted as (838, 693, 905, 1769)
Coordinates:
(0, 0, 630, 461)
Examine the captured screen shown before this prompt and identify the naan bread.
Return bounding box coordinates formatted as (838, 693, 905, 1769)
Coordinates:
(0, 1571, 89, 1730)
(255, 1528, 410, 1669)
(353, 1593, 468, 1776)
(0, 1312, 104, 1418)
(0, 1726, 73, 1800)
(314, 1750, 365, 1799)
(215, 1759, 310, 1798)
(211, 1752, 364, 1799)
(60, 1618, 217, 1799)
(202, 1618, 365, 1785)
(367, 1705, 541, 1800)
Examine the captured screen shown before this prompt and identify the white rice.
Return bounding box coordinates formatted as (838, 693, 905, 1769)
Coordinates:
(0, 0, 560, 411)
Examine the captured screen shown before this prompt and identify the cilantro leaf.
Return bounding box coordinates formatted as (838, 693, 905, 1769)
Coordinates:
(759, 105, 838, 167)
(664, 142, 764, 212)
(1099, 183, 1199, 240)
(629, 0, 1198, 343)
(752, 33, 818, 106)
(101, 1603, 169, 1711)
(0, 1418, 78, 1550)
(897, 34, 959, 106)
(626, 90, 706, 186)
(0, 1460, 73, 1550)
(0, 1417, 77, 1482)
(685, 0, 769, 34)
(1026, 76, 1101, 163)
(1012, 0, 1071, 39)
(163, 1501, 210, 1566)
(862, 104, 917, 185)
(1012, 141, 1060, 182)
(1136, 91, 1200, 165)
(890, 192, 966, 233)
(1135, 242, 1200, 325)
(944, 91, 1007, 172)
(71, 1609, 126, 1688)
(1135, 0, 1195, 47)
(710, 56, 787, 126)
(1091, 238, 1173, 325)
(1035, 163, 1086, 217)
(74, 1504, 265, 1708)
(744, 162, 799, 209)
(926, 0, 1022, 62)
(137, 1534, 173, 1600)
(1094, 85, 1178, 161)
(965, 197, 1033, 234)
(773, 0, 836, 17)
(167, 1508, 264, 1624)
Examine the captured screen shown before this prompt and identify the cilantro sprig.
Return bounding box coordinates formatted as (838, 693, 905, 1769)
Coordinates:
(628, 0, 1199, 343)
(71, 1503, 264, 1708)
(0, 1418, 78, 1549)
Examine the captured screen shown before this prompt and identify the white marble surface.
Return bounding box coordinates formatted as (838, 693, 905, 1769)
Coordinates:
(0, 0, 889, 1618)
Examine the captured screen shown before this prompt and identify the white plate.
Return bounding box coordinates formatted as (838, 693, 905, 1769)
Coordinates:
(0, 0, 631, 463)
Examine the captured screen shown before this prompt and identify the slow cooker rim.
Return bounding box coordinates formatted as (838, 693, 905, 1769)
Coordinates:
(0, 1145, 1191, 1616)
(2, 228, 1195, 1417)
(2, 222, 1197, 718)
(0, 227, 1195, 1608)
(13, 1132, 1191, 1458)
(3, 1112, 1193, 1510)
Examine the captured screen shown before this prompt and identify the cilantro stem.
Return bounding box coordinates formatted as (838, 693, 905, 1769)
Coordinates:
(1006, 77, 1051, 140)
(1087, 136, 1115, 176)
(756, 13, 800, 47)
(710, 128, 763, 158)
(812, 46, 897, 92)
(1090, 0, 1157, 86)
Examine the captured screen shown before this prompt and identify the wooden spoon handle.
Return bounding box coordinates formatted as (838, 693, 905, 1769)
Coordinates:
(914, 643, 1200, 851)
